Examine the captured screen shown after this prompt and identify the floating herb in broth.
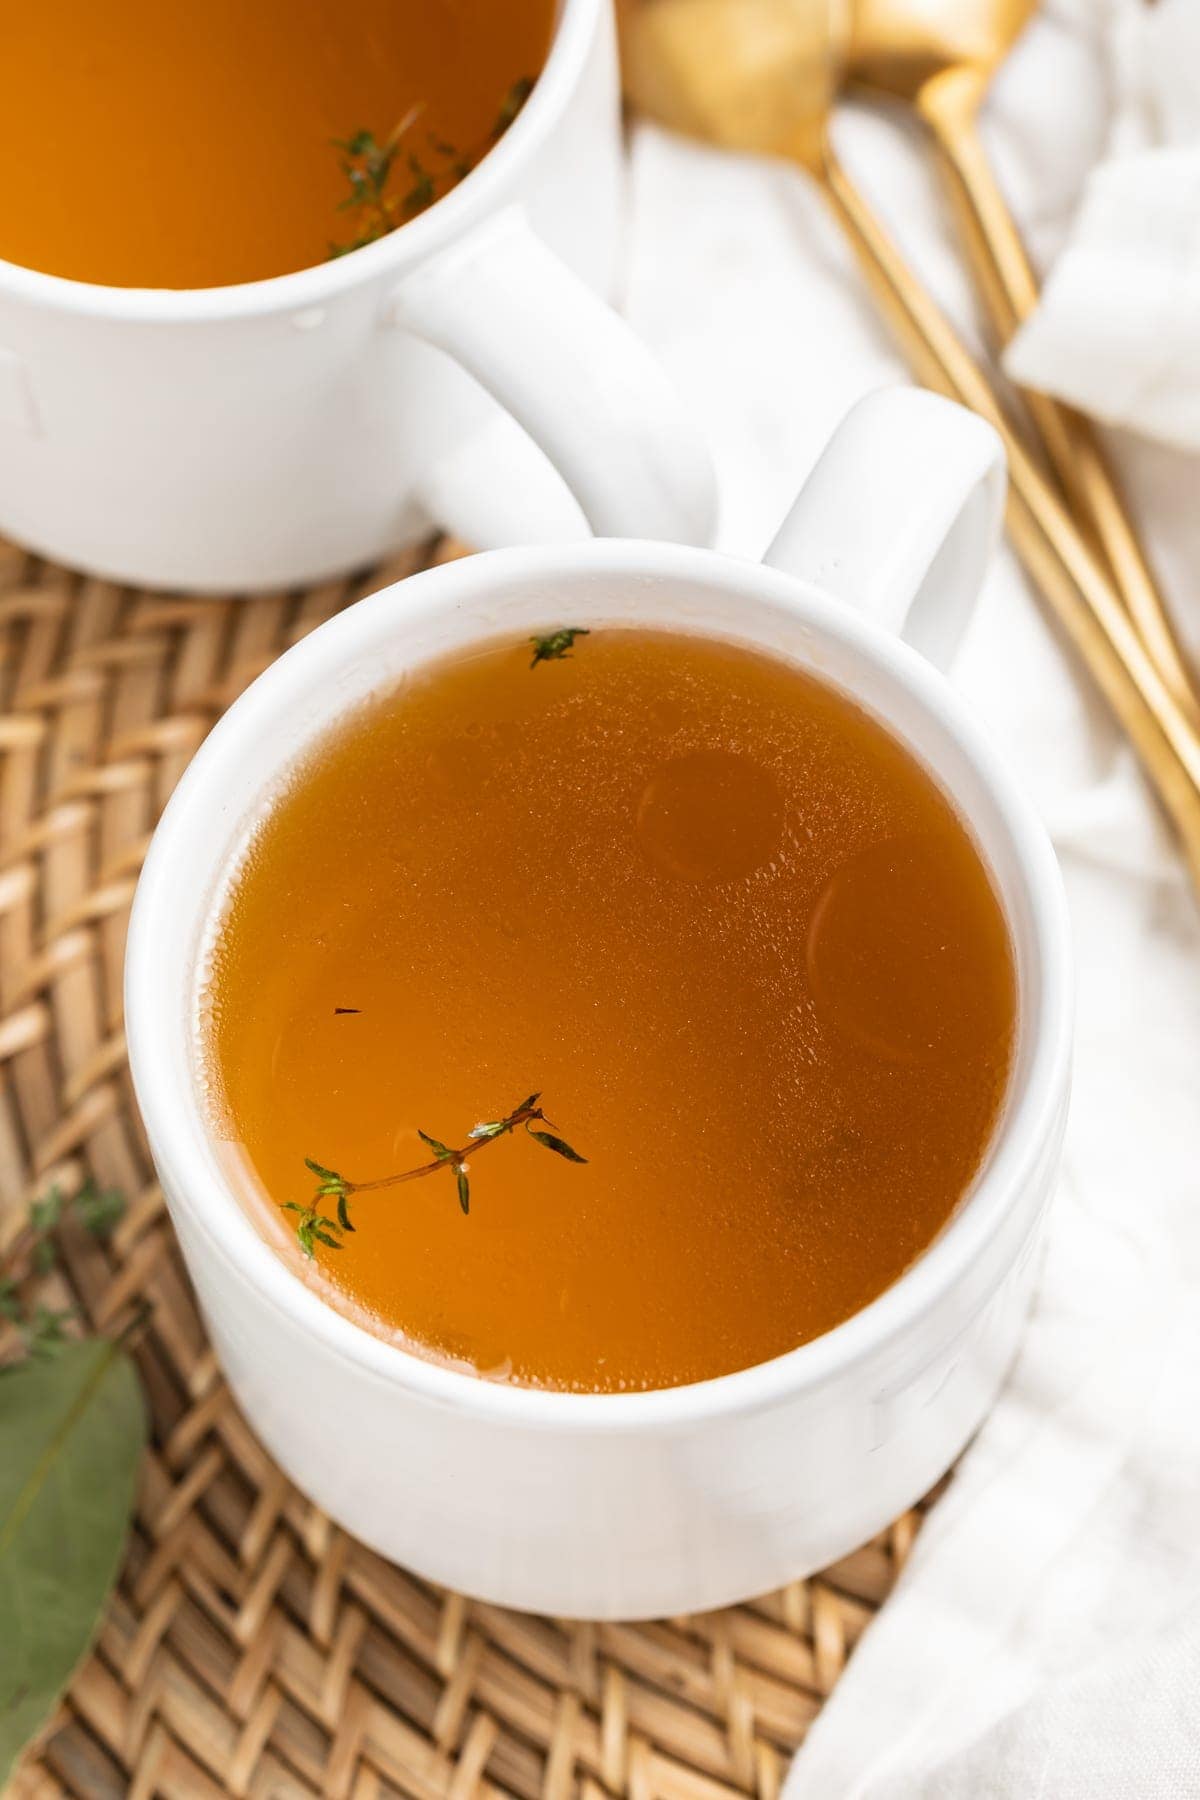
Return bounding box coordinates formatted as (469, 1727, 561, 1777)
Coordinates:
(0, 1, 555, 287)
(328, 78, 535, 259)
(530, 627, 591, 667)
(284, 1093, 586, 1256)
(208, 628, 1016, 1394)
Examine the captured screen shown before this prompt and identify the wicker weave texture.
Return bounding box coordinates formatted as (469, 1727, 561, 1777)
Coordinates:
(0, 539, 925, 1800)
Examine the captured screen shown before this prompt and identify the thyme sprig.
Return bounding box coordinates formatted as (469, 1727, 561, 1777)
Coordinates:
(328, 110, 424, 257)
(330, 77, 536, 259)
(530, 627, 590, 668)
(0, 1180, 126, 1360)
(285, 1093, 585, 1258)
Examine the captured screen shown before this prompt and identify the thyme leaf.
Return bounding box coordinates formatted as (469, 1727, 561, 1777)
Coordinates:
(530, 628, 590, 668)
(526, 1128, 588, 1164)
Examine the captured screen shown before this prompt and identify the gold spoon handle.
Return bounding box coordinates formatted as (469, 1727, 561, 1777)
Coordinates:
(817, 143, 1200, 894)
(915, 70, 1200, 723)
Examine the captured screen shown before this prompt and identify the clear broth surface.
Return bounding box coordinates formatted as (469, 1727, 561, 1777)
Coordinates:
(0, 0, 556, 287)
(207, 628, 1017, 1392)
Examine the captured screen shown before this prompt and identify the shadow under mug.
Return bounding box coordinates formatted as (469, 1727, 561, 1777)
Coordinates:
(126, 390, 1072, 1618)
(0, 0, 715, 592)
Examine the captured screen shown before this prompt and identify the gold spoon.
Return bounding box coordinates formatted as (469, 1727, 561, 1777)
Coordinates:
(848, 0, 1200, 719)
(621, 0, 1200, 893)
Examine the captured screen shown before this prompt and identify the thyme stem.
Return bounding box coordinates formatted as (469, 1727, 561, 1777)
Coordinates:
(287, 1095, 585, 1256)
(348, 1095, 544, 1192)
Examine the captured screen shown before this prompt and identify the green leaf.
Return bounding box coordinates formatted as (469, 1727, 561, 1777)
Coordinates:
(529, 628, 589, 669)
(336, 1194, 354, 1234)
(418, 1130, 453, 1161)
(29, 1190, 64, 1237)
(456, 1167, 471, 1215)
(0, 1340, 144, 1788)
(23, 1307, 74, 1357)
(310, 1227, 342, 1251)
(527, 1130, 588, 1164)
(304, 1157, 340, 1182)
(0, 1279, 20, 1324)
(470, 1093, 542, 1140)
(334, 128, 376, 157)
(404, 153, 434, 213)
(494, 75, 535, 136)
(72, 1184, 125, 1241)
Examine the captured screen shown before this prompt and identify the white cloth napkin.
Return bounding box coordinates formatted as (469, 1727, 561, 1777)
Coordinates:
(1006, 0, 1200, 450)
(621, 1, 1200, 1793)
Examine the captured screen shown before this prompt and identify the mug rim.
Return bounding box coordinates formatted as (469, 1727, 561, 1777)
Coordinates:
(0, 0, 595, 322)
(125, 539, 1073, 1432)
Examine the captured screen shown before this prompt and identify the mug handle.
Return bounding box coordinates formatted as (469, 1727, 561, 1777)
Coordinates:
(390, 206, 717, 547)
(762, 388, 1007, 672)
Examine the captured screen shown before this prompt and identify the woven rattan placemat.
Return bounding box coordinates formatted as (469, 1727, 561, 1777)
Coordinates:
(0, 536, 929, 1800)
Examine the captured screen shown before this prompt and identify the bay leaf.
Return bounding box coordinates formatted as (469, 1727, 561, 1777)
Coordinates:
(0, 1339, 145, 1787)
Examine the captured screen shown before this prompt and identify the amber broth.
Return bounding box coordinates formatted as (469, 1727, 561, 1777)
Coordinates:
(0, 0, 556, 287)
(207, 629, 1016, 1392)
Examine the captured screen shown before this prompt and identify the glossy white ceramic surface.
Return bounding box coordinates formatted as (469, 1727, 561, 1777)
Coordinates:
(126, 392, 1072, 1617)
(0, 0, 715, 589)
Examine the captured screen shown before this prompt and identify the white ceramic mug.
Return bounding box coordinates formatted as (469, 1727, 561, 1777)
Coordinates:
(0, 0, 714, 591)
(126, 389, 1072, 1619)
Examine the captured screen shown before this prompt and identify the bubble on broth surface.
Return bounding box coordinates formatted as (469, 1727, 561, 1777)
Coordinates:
(806, 832, 1006, 1065)
(636, 749, 785, 882)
